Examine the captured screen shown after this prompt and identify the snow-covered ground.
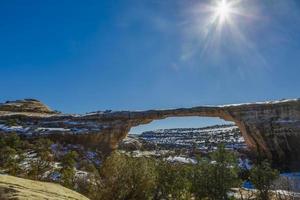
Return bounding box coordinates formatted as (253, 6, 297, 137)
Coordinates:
(166, 156, 197, 164)
(0, 124, 29, 133)
(278, 172, 300, 192)
(138, 124, 246, 151)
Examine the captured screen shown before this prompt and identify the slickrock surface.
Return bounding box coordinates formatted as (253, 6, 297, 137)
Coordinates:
(0, 99, 300, 170)
(0, 175, 89, 200)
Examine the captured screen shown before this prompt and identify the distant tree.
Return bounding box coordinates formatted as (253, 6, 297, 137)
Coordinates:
(209, 145, 240, 199)
(4, 133, 21, 150)
(20, 139, 34, 150)
(61, 150, 78, 167)
(192, 145, 240, 200)
(60, 151, 78, 188)
(33, 138, 52, 153)
(27, 138, 53, 180)
(154, 160, 192, 200)
(192, 158, 213, 199)
(27, 151, 53, 180)
(75, 172, 100, 200)
(0, 146, 22, 175)
(0, 135, 5, 146)
(98, 152, 157, 200)
(0, 133, 24, 176)
(78, 159, 98, 174)
(249, 160, 279, 200)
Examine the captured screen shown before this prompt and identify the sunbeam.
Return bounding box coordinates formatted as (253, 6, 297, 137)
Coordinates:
(180, 0, 267, 72)
(215, 0, 233, 24)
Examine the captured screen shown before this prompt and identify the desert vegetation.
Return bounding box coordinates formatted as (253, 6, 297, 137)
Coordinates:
(0, 132, 296, 200)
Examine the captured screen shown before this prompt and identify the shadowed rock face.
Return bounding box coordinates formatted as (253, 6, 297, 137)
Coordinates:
(0, 99, 300, 170)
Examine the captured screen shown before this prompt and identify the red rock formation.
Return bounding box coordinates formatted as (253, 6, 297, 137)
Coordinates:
(0, 99, 299, 170)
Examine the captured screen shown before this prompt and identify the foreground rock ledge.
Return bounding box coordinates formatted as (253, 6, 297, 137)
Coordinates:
(0, 175, 89, 200)
(0, 99, 300, 170)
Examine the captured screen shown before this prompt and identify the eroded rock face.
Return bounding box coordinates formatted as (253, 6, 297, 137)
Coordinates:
(0, 99, 299, 170)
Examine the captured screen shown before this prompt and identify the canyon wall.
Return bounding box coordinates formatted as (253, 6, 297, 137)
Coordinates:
(0, 99, 300, 170)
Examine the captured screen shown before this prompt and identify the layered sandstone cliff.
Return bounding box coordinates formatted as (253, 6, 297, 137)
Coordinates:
(0, 99, 299, 170)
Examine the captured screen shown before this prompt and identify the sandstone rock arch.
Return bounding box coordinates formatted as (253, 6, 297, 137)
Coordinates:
(120, 100, 300, 170)
(0, 99, 300, 170)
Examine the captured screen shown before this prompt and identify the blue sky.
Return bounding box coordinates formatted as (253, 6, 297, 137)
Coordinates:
(0, 1, 300, 133)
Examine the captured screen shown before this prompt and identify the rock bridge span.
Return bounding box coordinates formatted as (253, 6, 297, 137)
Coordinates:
(0, 99, 300, 170)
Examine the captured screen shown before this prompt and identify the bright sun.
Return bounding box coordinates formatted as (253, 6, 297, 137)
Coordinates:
(215, 0, 233, 23)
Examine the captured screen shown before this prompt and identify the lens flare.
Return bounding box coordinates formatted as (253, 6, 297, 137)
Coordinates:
(181, 0, 265, 71)
(215, 0, 232, 23)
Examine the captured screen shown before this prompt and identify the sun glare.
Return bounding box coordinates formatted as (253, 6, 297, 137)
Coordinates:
(182, 0, 251, 61)
(215, 0, 233, 23)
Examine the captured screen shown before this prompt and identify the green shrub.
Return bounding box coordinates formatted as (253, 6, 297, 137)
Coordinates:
(60, 151, 78, 188)
(98, 152, 157, 200)
(250, 160, 279, 200)
(155, 160, 192, 200)
(192, 145, 240, 200)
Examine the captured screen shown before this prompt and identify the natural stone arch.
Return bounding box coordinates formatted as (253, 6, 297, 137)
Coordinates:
(1, 99, 300, 170)
(89, 100, 300, 170)
(128, 116, 233, 135)
(112, 107, 261, 157)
